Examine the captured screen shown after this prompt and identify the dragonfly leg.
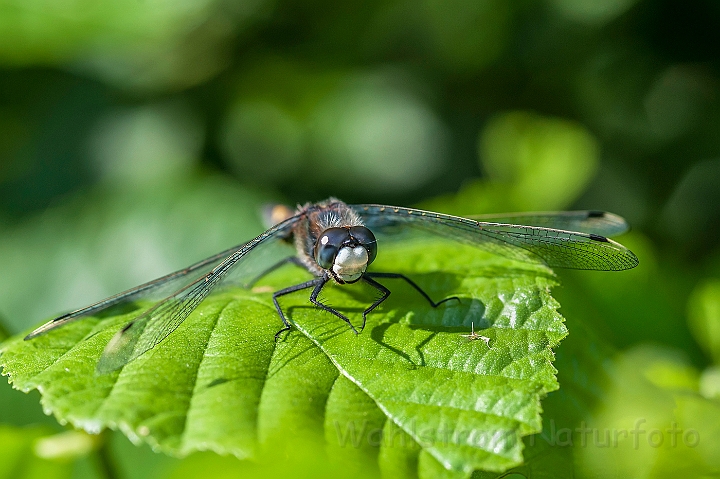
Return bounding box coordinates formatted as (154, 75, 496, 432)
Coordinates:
(308, 274, 360, 335)
(272, 276, 325, 340)
(248, 256, 305, 289)
(359, 276, 391, 332)
(363, 272, 460, 308)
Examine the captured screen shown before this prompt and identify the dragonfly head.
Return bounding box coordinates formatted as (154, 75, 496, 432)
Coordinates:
(314, 226, 377, 283)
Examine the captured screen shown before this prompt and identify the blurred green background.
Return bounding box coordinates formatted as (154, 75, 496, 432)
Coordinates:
(1, 0, 719, 478)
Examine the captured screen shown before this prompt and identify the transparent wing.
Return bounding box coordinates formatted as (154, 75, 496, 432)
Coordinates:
(353, 204, 639, 271)
(468, 210, 630, 237)
(24, 243, 248, 340)
(96, 216, 300, 373)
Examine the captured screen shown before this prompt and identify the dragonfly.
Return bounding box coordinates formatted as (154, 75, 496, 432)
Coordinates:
(25, 198, 639, 373)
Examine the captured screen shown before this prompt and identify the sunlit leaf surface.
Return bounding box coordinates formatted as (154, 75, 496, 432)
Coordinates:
(1, 239, 566, 476)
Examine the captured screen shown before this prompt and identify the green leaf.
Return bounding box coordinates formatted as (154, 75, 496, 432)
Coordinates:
(522, 288, 720, 479)
(569, 344, 719, 478)
(687, 278, 720, 363)
(0, 425, 76, 479)
(478, 111, 599, 211)
(1, 238, 566, 476)
(471, 437, 575, 479)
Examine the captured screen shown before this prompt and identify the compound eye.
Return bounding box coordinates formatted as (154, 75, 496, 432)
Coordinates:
(314, 228, 348, 269)
(349, 226, 377, 264)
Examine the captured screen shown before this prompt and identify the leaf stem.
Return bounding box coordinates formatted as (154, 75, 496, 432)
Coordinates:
(0, 316, 11, 342)
(95, 431, 122, 479)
